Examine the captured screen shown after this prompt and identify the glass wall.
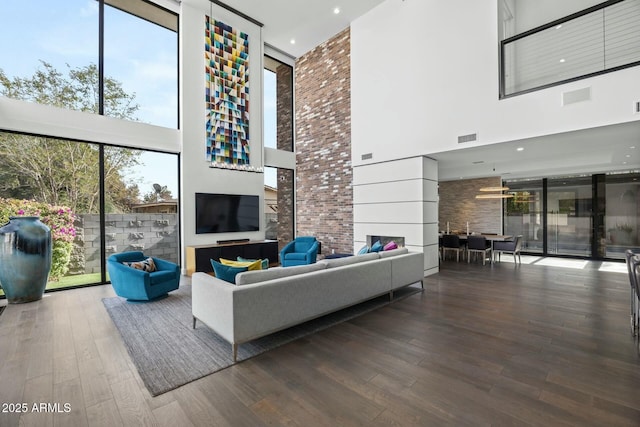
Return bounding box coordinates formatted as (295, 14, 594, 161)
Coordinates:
(506, 173, 640, 260)
(104, 1, 178, 127)
(504, 179, 543, 253)
(547, 176, 592, 257)
(0, 132, 179, 294)
(0, 0, 178, 128)
(604, 172, 640, 259)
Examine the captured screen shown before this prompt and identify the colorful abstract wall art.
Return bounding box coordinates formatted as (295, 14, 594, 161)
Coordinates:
(205, 16, 250, 166)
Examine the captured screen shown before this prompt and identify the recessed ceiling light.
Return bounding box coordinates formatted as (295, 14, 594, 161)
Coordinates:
(555, 24, 562, 30)
(516, 147, 524, 152)
(334, 7, 340, 14)
(559, 58, 566, 63)
(290, 39, 296, 44)
(631, 146, 636, 149)
(626, 154, 631, 158)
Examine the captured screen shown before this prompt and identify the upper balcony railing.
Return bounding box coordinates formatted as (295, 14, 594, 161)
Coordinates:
(500, 0, 640, 98)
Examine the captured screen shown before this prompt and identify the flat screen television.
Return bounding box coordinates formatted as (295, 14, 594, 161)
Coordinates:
(195, 192, 260, 234)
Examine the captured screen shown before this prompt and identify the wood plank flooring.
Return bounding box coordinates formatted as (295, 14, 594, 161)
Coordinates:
(1, 259, 639, 426)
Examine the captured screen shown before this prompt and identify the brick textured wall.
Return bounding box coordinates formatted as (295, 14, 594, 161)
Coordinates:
(295, 27, 353, 256)
(438, 177, 503, 234)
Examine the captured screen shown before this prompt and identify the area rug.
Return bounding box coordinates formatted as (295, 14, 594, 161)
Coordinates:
(102, 284, 421, 396)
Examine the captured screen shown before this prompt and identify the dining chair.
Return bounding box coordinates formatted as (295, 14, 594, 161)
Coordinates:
(467, 235, 492, 265)
(441, 234, 465, 262)
(625, 250, 640, 336)
(493, 235, 523, 264)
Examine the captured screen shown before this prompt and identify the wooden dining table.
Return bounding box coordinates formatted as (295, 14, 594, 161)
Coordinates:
(439, 234, 514, 264)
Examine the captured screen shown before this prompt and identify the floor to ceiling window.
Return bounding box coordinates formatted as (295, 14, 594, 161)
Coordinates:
(264, 54, 295, 249)
(505, 172, 640, 260)
(0, 1, 179, 295)
(546, 176, 593, 257)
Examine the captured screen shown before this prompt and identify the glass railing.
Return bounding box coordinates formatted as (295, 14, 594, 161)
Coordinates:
(500, 0, 640, 98)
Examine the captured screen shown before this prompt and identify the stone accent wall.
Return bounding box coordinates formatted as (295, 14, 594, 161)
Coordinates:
(71, 213, 179, 274)
(438, 177, 503, 234)
(295, 27, 353, 255)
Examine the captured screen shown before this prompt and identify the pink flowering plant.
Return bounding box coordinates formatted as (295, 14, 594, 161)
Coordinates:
(0, 198, 76, 281)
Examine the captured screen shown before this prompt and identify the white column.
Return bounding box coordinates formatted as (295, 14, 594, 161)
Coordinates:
(352, 156, 439, 277)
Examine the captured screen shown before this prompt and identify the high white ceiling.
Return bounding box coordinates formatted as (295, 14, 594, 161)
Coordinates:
(218, 0, 386, 58)
(215, 0, 640, 182)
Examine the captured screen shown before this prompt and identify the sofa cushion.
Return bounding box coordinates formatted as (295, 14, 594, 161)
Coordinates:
(220, 258, 262, 271)
(237, 256, 269, 270)
(370, 240, 383, 252)
(123, 257, 156, 272)
(378, 247, 409, 258)
(357, 245, 369, 255)
(210, 259, 248, 283)
(235, 262, 326, 286)
(383, 241, 398, 251)
(319, 252, 379, 268)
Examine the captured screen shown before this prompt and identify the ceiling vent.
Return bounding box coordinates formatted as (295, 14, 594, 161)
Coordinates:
(361, 153, 373, 160)
(635, 101, 640, 114)
(562, 87, 591, 106)
(458, 133, 477, 144)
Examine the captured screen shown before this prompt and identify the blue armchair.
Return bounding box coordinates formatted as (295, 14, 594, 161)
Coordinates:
(280, 236, 319, 267)
(107, 251, 180, 301)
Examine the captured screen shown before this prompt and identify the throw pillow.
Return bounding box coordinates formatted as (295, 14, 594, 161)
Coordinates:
(383, 241, 398, 251)
(210, 259, 248, 283)
(357, 245, 369, 255)
(220, 258, 262, 271)
(370, 240, 383, 252)
(237, 256, 269, 270)
(123, 257, 156, 272)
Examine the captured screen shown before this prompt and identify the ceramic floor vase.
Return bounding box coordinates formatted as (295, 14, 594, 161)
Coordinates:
(0, 216, 52, 303)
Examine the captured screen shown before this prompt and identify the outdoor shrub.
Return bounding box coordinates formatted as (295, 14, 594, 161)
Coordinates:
(0, 198, 76, 281)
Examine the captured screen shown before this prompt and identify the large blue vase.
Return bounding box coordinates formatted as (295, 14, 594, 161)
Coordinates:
(0, 216, 52, 303)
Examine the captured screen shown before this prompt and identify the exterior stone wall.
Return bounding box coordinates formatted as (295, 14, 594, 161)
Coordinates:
(294, 27, 353, 255)
(438, 177, 503, 235)
(70, 213, 179, 274)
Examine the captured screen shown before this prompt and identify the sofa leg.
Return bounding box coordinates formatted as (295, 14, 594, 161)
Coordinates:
(232, 343, 238, 362)
(420, 279, 424, 289)
(192, 316, 196, 329)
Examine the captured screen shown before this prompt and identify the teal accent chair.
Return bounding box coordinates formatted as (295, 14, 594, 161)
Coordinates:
(107, 251, 180, 301)
(280, 236, 319, 267)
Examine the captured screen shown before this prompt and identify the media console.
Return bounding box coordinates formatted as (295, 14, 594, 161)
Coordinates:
(186, 240, 279, 276)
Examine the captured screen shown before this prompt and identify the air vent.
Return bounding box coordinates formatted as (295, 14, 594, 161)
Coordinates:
(458, 133, 477, 144)
(472, 160, 484, 164)
(635, 101, 640, 114)
(562, 87, 591, 106)
(361, 153, 373, 160)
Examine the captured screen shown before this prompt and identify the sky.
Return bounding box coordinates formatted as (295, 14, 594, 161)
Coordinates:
(0, 0, 279, 196)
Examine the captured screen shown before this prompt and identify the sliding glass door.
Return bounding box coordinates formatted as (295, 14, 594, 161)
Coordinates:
(546, 176, 593, 257)
(504, 179, 543, 253)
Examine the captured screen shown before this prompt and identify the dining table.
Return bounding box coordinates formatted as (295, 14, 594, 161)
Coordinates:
(439, 233, 514, 264)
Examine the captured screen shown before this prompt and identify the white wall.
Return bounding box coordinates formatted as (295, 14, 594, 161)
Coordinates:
(180, 0, 265, 258)
(513, 0, 604, 34)
(350, 0, 640, 167)
(352, 156, 439, 277)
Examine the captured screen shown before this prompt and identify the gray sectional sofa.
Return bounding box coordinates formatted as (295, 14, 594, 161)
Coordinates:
(192, 247, 425, 360)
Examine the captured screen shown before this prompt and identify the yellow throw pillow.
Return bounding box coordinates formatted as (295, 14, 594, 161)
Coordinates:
(219, 258, 262, 271)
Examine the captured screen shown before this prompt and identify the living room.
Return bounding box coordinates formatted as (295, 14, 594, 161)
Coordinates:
(1, 0, 640, 425)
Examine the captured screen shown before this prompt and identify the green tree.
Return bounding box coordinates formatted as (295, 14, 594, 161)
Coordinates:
(0, 61, 142, 213)
(142, 185, 173, 204)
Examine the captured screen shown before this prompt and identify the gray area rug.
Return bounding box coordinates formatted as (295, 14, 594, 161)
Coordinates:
(103, 284, 421, 396)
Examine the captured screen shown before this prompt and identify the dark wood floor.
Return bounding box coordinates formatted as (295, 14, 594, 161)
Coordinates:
(1, 258, 639, 426)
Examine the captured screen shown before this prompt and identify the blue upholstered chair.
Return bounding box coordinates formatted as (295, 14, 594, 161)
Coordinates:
(107, 251, 180, 301)
(280, 236, 319, 267)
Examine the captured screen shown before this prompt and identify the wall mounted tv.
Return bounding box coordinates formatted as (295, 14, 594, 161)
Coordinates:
(195, 193, 260, 234)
